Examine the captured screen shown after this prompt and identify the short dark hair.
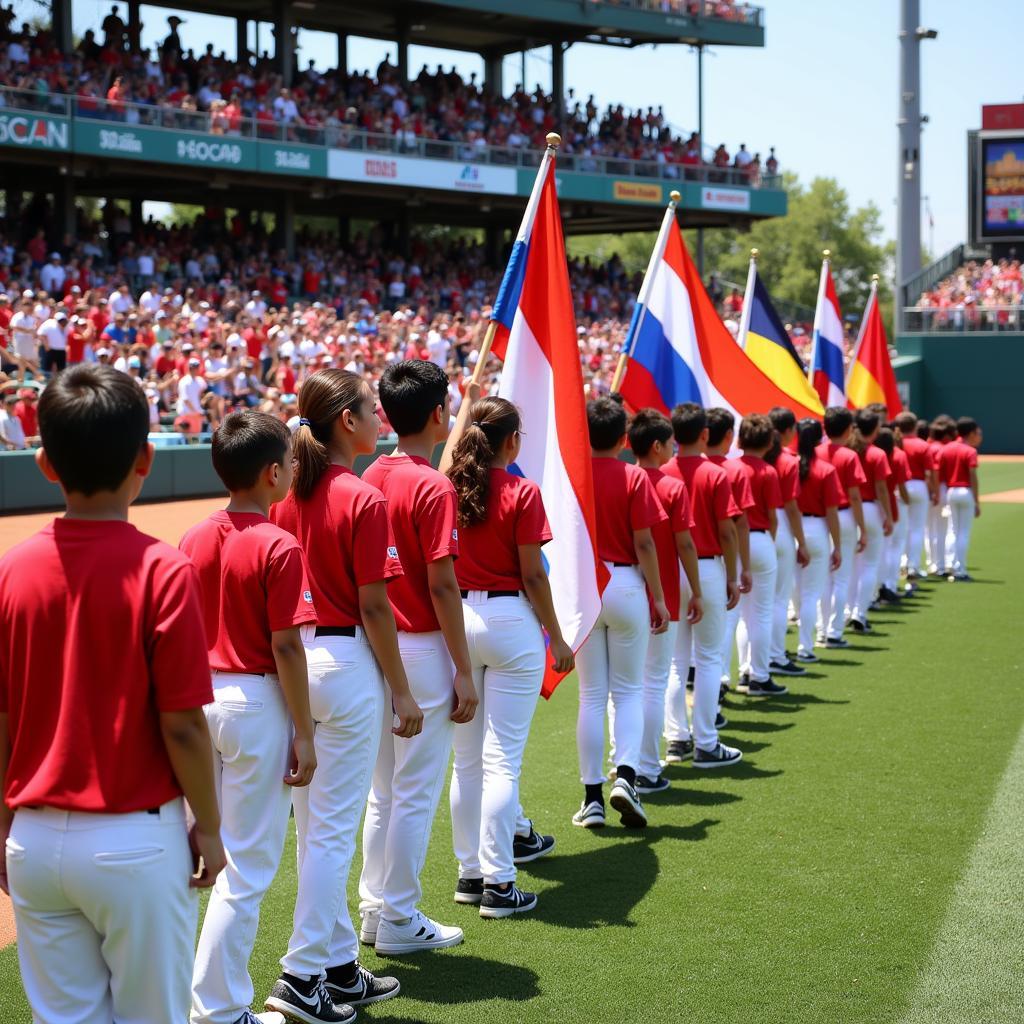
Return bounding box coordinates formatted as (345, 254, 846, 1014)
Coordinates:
(587, 396, 627, 450)
(37, 364, 149, 496)
(824, 406, 853, 439)
(957, 416, 979, 438)
(892, 411, 917, 435)
(854, 408, 881, 438)
(671, 402, 706, 445)
(705, 407, 735, 447)
(916, 418, 930, 440)
(379, 359, 448, 436)
(739, 413, 773, 450)
(628, 408, 673, 456)
(768, 406, 796, 434)
(212, 411, 290, 492)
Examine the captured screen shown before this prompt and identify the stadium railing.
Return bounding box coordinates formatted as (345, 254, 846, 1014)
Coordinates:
(0, 86, 780, 189)
(901, 305, 1024, 333)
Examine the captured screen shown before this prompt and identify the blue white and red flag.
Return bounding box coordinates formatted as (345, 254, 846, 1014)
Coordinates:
(809, 255, 847, 408)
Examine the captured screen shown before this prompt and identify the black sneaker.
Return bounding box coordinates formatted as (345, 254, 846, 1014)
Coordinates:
(454, 877, 484, 904)
(685, 665, 696, 690)
(635, 774, 670, 794)
(665, 739, 694, 763)
(324, 962, 400, 1007)
(479, 884, 538, 919)
(265, 976, 355, 1024)
(512, 825, 555, 865)
(848, 618, 871, 634)
(878, 586, 902, 604)
(736, 674, 752, 694)
(822, 636, 849, 649)
(719, 681, 730, 703)
(769, 658, 806, 677)
(746, 677, 788, 697)
(692, 742, 743, 769)
(608, 778, 648, 827)
(795, 650, 820, 663)
(715, 710, 729, 729)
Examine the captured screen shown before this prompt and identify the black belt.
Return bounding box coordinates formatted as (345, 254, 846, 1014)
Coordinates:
(750, 528, 767, 533)
(460, 589, 521, 599)
(315, 625, 357, 638)
(803, 513, 826, 518)
(698, 555, 717, 560)
(612, 562, 636, 568)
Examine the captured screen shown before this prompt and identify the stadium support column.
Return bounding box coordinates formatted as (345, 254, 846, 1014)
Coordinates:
(337, 33, 348, 74)
(236, 17, 248, 63)
(551, 42, 565, 125)
(57, 175, 75, 241)
(127, 1, 140, 49)
(273, 0, 294, 87)
(397, 23, 409, 85)
(51, 0, 72, 53)
(279, 193, 295, 258)
(483, 50, 503, 97)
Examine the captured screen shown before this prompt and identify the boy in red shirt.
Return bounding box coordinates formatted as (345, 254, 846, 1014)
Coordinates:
(625, 409, 702, 794)
(180, 411, 319, 1024)
(0, 364, 225, 1024)
(893, 411, 936, 580)
(939, 416, 982, 580)
(663, 403, 743, 768)
(926, 415, 957, 574)
(360, 360, 478, 954)
(574, 398, 667, 830)
(874, 426, 911, 604)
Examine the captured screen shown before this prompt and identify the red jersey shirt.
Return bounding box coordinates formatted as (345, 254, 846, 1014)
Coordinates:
(645, 466, 694, 621)
(455, 469, 551, 591)
(927, 439, 945, 473)
(664, 454, 739, 557)
(774, 448, 800, 505)
(591, 457, 666, 565)
(884, 446, 911, 521)
(362, 454, 459, 633)
(938, 439, 978, 489)
(180, 511, 318, 673)
(739, 454, 783, 531)
(796, 458, 843, 517)
(818, 441, 868, 509)
(707, 454, 756, 517)
(272, 466, 401, 627)
(901, 436, 932, 481)
(856, 444, 891, 502)
(13, 399, 37, 437)
(0, 520, 212, 813)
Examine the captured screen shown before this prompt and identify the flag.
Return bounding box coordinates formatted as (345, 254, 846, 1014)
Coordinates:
(737, 255, 824, 414)
(809, 254, 846, 408)
(618, 200, 822, 422)
(491, 145, 607, 698)
(846, 278, 902, 414)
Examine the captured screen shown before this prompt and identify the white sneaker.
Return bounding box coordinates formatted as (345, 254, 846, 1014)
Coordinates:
(571, 799, 605, 828)
(374, 910, 464, 954)
(358, 900, 381, 945)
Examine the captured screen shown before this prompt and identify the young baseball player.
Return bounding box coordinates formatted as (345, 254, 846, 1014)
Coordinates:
(359, 359, 478, 953)
(626, 408, 703, 792)
(442, 396, 573, 917)
(816, 408, 868, 653)
(848, 409, 893, 633)
(735, 413, 787, 697)
(663, 403, 742, 768)
(926, 416, 956, 575)
(704, 408, 754, 695)
(268, 369, 421, 1022)
(0, 364, 225, 1024)
(574, 397, 668, 829)
(893, 412, 936, 580)
(766, 407, 810, 677)
(794, 419, 842, 660)
(938, 416, 982, 580)
(181, 411, 320, 1024)
(874, 426, 911, 604)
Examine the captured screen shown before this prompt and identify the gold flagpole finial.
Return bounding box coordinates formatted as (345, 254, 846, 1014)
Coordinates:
(750, 248, 759, 261)
(822, 249, 831, 260)
(669, 190, 681, 203)
(871, 273, 879, 284)
(545, 132, 561, 149)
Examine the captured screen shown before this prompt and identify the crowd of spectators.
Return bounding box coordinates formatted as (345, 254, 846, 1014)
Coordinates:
(912, 258, 1023, 330)
(0, 6, 778, 182)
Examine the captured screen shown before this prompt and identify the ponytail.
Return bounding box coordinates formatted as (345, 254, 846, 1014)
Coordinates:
(447, 396, 520, 528)
(797, 417, 823, 482)
(291, 369, 367, 501)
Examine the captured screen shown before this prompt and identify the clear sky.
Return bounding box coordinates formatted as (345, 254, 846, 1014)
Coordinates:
(41, 1, 1021, 255)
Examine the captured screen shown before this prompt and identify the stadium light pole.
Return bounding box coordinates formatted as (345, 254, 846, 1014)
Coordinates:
(696, 44, 705, 277)
(896, 0, 937, 295)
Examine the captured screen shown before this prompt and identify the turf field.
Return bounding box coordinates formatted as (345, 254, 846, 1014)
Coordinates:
(1, 462, 1023, 1023)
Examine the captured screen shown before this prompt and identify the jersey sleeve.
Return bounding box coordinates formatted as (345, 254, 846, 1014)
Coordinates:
(967, 446, 979, 469)
(872, 448, 892, 482)
(823, 464, 844, 509)
(732, 468, 756, 513)
(417, 485, 460, 563)
(847, 453, 868, 489)
(764, 466, 783, 509)
(714, 470, 740, 521)
(630, 468, 668, 531)
(514, 481, 553, 546)
(353, 495, 403, 586)
(667, 480, 691, 533)
(778, 457, 799, 503)
(265, 540, 318, 632)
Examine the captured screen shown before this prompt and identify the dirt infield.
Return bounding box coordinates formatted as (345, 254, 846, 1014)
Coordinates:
(983, 489, 1024, 503)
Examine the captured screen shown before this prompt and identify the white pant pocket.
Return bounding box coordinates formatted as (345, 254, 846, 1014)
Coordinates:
(93, 846, 165, 868)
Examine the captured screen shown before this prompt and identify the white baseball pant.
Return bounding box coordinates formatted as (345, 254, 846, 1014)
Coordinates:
(192, 673, 293, 1024)
(926, 484, 948, 572)
(666, 557, 727, 751)
(576, 564, 648, 784)
(770, 515, 797, 663)
(7, 799, 196, 1024)
(796, 517, 830, 656)
(824, 507, 857, 640)
(720, 601, 741, 685)
(450, 592, 544, 886)
(360, 630, 454, 923)
(882, 503, 909, 590)
(849, 501, 884, 624)
(903, 479, 929, 573)
(736, 530, 778, 682)
(283, 630, 384, 977)
(945, 486, 975, 574)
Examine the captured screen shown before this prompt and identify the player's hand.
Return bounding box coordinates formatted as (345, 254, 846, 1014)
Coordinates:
(549, 637, 575, 674)
(650, 599, 670, 635)
(975, 502, 982, 519)
(392, 692, 424, 738)
(284, 734, 317, 787)
(882, 518, 893, 537)
(188, 823, 226, 889)
(739, 569, 752, 594)
(726, 580, 740, 610)
(930, 493, 939, 506)
(451, 669, 479, 724)
(856, 531, 867, 553)
(795, 544, 810, 568)
(830, 549, 842, 571)
(687, 595, 704, 625)
(0, 817, 9, 895)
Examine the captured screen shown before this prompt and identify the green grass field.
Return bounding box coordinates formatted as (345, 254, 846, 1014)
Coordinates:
(3, 465, 1023, 1023)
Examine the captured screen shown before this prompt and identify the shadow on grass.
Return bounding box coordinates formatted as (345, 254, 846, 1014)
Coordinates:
(722, 718, 795, 734)
(371, 952, 540, 1005)
(809, 657, 863, 667)
(643, 785, 742, 808)
(743, 692, 850, 711)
